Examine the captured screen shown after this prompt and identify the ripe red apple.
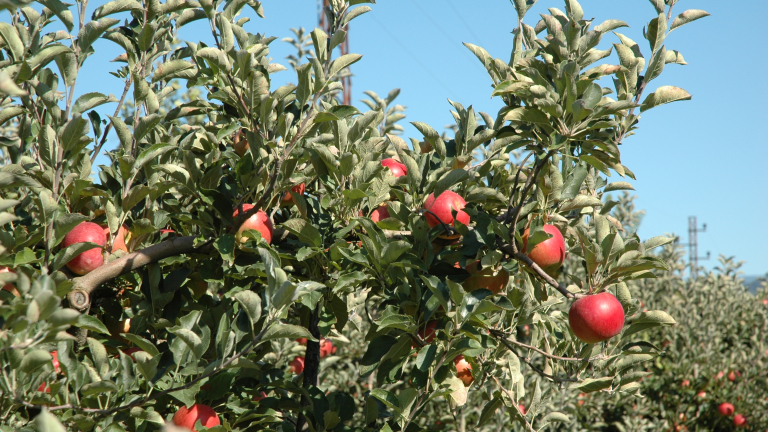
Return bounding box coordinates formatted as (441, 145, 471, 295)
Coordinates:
(718, 402, 734, 416)
(51, 351, 60, 373)
(172, 404, 220, 431)
(233, 129, 249, 157)
(233, 204, 273, 244)
(290, 356, 305, 374)
(568, 292, 625, 343)
(681, 379, 690, 387)
(728, 371, 736, 382)
(413, 321, 438, 348)
(381, 158, 407, 177)
(715, 370, 724, 380)
(463, 260, 509, 294)
(281, 183, 306, 205)
(62, 221, 106, 275)
(296, 338, 308, 345)
(762, 298, 768, 305)
(319, 339, 337, 358)
(733, 414, 746, 427)
(253, 391, 268, 401)
(423, 191, 470, 238)
(454, 355, 473, 386)
(521, 224, 565, 273)
(696, 391, 706, 399)
(370, 204, 391, 222)
(0, 266, 19, 297)
(518, 403, 526, 415)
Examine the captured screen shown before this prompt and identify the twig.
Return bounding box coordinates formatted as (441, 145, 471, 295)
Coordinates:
(507, 151, 555, 231)
(490, 376, 535, 432)
(503, 152, 533, 224)
(488, 329, 602, 362)
(493, 338, 580, 384)
(91, 77, 133, 163)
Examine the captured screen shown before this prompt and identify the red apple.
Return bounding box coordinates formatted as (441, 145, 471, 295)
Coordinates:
(733, 414, 746, 427)
(462, 260, 509, 294)
(233, 129, 249, 157)
(290, 356, 305, 374)
(253, 391, 268, 401)
(51, 351, 60, 374)
(296, 338, 308, 345)
(413, 321, 438, 348)
(728, 371, 736, 382)
(454, 355, 473, 387)
(320, 339, 337, 358)
(762, 298, 768, 305)
(696, 391, 706, 399)
(370, 204, 391, 222)
(518, 403, 526, 415)
(681, 379, 690, 388)
(718, 402, 734, 416)
(172, 404, 220, 431)
(0, 266, 19, 297)
(568, 292, 625, 344)
(521, 224, 565, 273)
(62, 221, 106, 275)
(381, 158, 407, 177)
(104, 224, 130, 253)
(233, 204, 273, 244)
(423, 191, 470, 238)
(716, 371, 724, 380)
(281, 183, 306, 205)
(37, 382, 49, 393)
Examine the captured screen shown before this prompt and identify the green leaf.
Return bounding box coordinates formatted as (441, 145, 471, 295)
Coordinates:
(503, 107, 550, 125)
(20, 350, 53, 373)
(48, 309, 80, 326)
(168, 327, 204, 358)
(234, 290, 262, 330)
(71, 92, 118, 117)
(75, 314, 110, 335)
(122, 334, 160, 357)
(559, 195, 602, 212)
(603, 182, 634, 192)
(571, 376, 613, 393)
(134, 113, 161, 141)
(39, 0, 74, 31)
(196, 47, 231, 72)
(328, 53, 362, 78)
(370, 388, 400, 411)
(0, 105, 25, 125)
(32, 409, 67, 432)
(261, 323, 315, 343)
(542, 412, 571, 423)
(0, 72, 27, 96)
(0, 23, 24, 61)
(434, 170, 469, 199)
(92, 0, 142, 19)
(281, 219, 322, 247)
(380, 240, 411, 268)
(416, 344, 437, 372)
(640, 86, 691, 112)
(108, 116, 133, 149)
(614, 353, 655, 370)
(122, 185, 151, 212)
(670, 9, 710, 31)
(78, 18, 120, 52)
(642, 236, 674, 251)
(52, 242, 102, 272)
(477, 397, 502, 427)
(153, 59, 195, 83)
(376, 314, 416, 332)
(28, 44, 71, 73)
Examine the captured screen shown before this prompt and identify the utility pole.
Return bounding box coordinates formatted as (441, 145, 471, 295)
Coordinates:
(319, 0, 352, 105)
(686, 216, 710, 279)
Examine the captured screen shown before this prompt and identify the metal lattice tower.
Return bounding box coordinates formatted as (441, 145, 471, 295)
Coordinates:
(686, 216, 710, 278)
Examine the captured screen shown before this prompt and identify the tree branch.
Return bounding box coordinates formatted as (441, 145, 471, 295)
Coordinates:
(488, 329, 602, 363)
(490, 376, 535, 432)
(67, 235, 209, 310)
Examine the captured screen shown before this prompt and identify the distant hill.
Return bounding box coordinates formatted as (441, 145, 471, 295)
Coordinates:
(744, 275, 765, 294)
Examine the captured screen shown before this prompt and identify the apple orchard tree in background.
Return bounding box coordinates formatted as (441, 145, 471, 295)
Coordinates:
(0, 0, 712, 430)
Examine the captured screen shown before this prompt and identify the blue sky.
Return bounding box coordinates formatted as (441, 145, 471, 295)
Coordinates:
(61, 0, 767, 275)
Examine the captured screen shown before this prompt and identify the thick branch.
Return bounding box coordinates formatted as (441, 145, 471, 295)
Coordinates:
(67, 236, 206, 309)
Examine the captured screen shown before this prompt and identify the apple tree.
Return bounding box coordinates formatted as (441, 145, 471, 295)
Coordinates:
(0, 0, 711, 430)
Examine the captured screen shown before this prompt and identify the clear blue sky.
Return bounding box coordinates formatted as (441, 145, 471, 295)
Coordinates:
(65, 0, 766, 275)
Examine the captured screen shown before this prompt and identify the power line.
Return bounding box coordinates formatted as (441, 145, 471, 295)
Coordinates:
(445, 0, 490, 48)
(367, 12, 455, 97)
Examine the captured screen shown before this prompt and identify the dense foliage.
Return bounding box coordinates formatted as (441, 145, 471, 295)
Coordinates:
(0, 0, 743, 431)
